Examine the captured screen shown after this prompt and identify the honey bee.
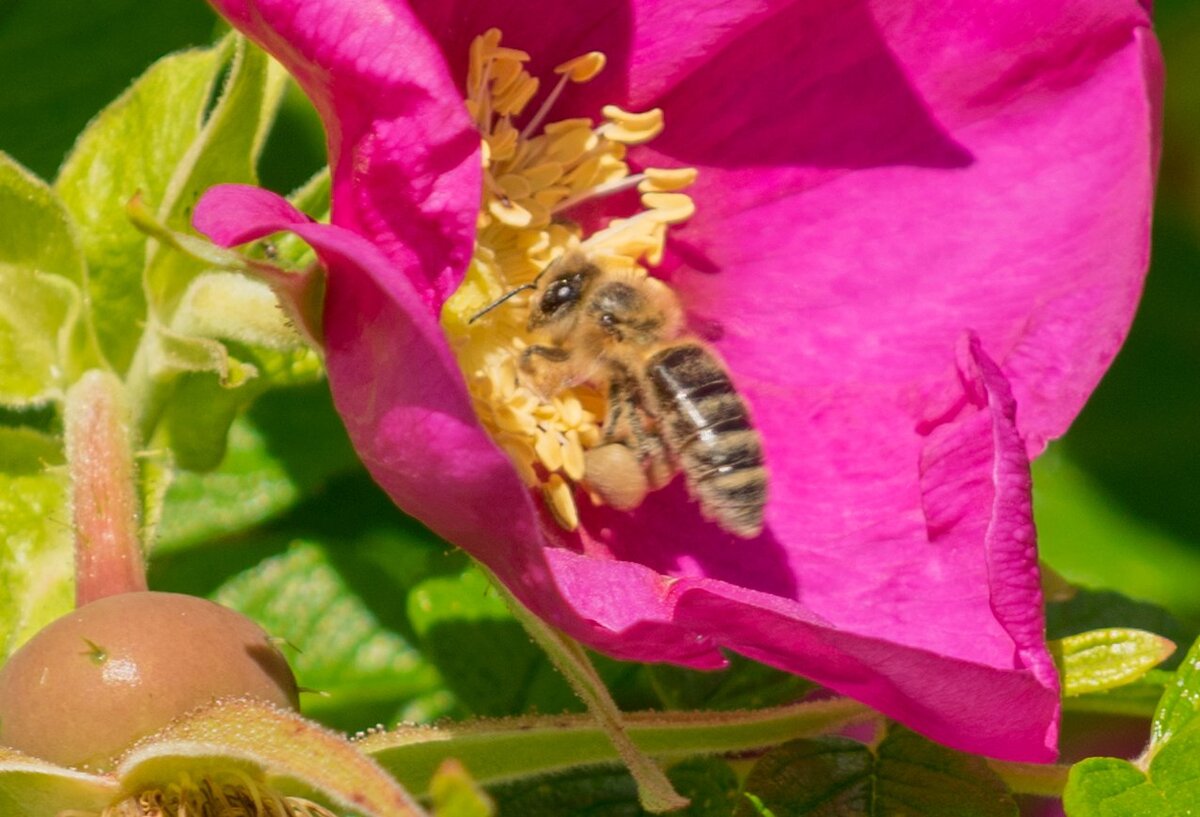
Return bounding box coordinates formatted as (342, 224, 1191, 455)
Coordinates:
(473, 251, 768, 538)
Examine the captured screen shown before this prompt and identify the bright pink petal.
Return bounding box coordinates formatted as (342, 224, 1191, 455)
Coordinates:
(208, 0, 481, 306)
(632, 0, 1159, 453)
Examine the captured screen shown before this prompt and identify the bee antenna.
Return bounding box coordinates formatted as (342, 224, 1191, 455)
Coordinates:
(469, 283, 538, 323)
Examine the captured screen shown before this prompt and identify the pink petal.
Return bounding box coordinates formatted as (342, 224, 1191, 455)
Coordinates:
(196, 186, 1057, 760)
(198, 0, 1161, 762)
(208, 0, 481, 307)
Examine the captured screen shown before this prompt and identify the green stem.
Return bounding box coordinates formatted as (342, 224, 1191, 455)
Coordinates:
(358, 697, 875, 799)
(488, 571, 689, 812)
(64, 370, 147, 605)
(987, 759, 1070, 798)
(123, 324, 171, 444)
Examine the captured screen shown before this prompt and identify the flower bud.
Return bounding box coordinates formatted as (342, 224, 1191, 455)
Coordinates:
(0, 591, 298, 769)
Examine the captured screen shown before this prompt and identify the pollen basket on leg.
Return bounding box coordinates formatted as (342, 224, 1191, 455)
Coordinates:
(443, 30, 698, 532)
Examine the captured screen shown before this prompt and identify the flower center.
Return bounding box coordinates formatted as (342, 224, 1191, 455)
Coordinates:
(442, 29, 697, 531)
(80, 772, 337, 817)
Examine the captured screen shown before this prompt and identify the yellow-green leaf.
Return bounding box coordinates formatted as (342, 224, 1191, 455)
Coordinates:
(1053, 628, 1175, 697)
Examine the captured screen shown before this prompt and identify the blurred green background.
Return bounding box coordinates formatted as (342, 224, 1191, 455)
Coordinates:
(1, 0, 1197, 746)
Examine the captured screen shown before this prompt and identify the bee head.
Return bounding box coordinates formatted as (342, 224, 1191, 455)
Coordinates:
(527, 254, 600, 330)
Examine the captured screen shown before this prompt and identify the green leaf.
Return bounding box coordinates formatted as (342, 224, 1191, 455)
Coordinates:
(734, 729, 1017, 817)
(211, 539, 448, 731)
(489, 765, 640, 817)
(485, 759, 740, 817)
(430, 760, 495, 817)
(0, 152, 86, 285)
(173, 272, 304, 352)
(1053, 629, 1175, 697)
(650, 655, 815, 712)
(1046, 589, 1191, 668)
(159, 368, 267, 472)
(54, 43, 225, 371)
(1065, 670, 1173, 718)
(667, 758, 741, 817)
(1153, 633, 1200, 747)
(0, 264, 85, 405)
(0, 747, 115, 817)
(407, 564, 579, 717)
(1064, 726, 1200, 816)
(144, 36, 283, 322)
(0, 429, 73, 660)
(153, 382, 359, 552)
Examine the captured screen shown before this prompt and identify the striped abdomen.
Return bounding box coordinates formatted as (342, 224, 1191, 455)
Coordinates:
(646, 343, 767, 538)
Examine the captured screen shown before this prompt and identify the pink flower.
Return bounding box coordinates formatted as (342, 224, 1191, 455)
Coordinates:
(195, 0, 1161, 762)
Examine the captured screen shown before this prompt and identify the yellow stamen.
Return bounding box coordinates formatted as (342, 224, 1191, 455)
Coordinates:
(444, 30, 699, 531)
(556, 51, 607, 82)
(600, 105, 665, 144)
(639, 166, 699, 192)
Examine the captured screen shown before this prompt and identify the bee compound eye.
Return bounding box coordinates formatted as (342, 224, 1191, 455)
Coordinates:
(541, 280, 577, 311)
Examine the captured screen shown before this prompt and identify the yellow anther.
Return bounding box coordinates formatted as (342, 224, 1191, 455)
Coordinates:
(495, 76, 540, 117)
(522, 162, 565, 189)
(563, 430, 586, 481)
(559, 396, 584, 428)
(489, 197, 534, 227)
(547, 126, 598, 163)
(496, 173, 533, 201)
(555, 51, 607, 82)
(639, 167, 699, 193)
(544, 117, 595, 135)
(600, 105, 665, 144)
(543, 474, 580, 530)
(534, 186, 572, 209)
(485, 126, 518, 163)
(534, 430, 565, 472)
(641, 192, 696, 223)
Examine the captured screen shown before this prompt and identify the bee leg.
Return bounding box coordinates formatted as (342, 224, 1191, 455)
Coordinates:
(519, 344, 572, 397)
(604, 370, 675, 491)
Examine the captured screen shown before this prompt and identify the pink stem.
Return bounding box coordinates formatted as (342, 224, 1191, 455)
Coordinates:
(64, 370, 147, 606)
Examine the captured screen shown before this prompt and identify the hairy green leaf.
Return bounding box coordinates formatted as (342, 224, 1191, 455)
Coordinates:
(54, 43, 224, 371)
(0, 153, 86, 285)
(1153, 633, 1200, 747)
(0, 429, 73, 659)
(0, 746, 114, 817)
(144, 37, 283, 321)
(0, 265, 84, 406)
